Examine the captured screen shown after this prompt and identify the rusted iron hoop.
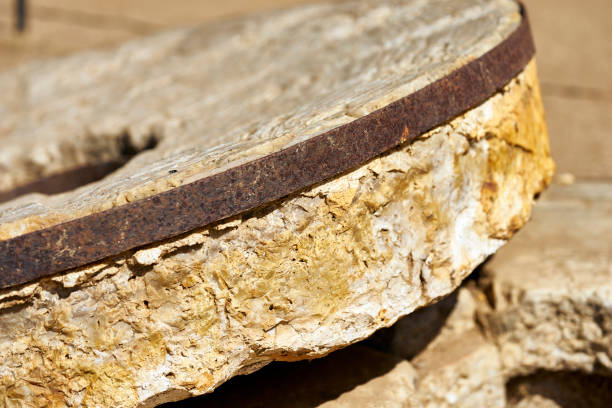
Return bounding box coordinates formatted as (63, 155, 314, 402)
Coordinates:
(0, 3, 535, 290)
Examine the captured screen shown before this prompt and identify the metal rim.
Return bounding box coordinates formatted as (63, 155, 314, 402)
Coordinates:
(0, 3, 535, 290)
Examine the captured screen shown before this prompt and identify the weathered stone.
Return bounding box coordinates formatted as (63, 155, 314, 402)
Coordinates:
(364, 181, 612, 407)
(165, 288, 502, 408)
(479, 182, 612, 377)
(0, 0, 553, 406)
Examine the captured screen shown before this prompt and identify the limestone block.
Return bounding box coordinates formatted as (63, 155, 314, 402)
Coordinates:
(479, 182, 612, 377)
(0, 0, 553, 406)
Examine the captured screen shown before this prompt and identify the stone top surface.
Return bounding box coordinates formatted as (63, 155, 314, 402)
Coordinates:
(0, 0, 519, 238)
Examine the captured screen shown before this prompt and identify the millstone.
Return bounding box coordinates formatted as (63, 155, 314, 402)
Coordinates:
(0, 0, 553, 406)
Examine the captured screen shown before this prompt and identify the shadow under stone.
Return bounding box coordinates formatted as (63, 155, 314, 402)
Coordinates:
(507, 370, 612, 408)
(161, 346, 404, 408)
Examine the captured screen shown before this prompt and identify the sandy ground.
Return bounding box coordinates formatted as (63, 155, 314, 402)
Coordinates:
(0, 0, 609, 180)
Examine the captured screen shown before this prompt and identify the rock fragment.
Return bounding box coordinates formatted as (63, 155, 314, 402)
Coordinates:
(506, 371, 612, 408)
(479, 182, 612, 377)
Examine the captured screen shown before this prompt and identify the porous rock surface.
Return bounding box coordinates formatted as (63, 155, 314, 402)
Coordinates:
(479, 181, 612, 377)
(0, 0, 554, 407)
(364, 181, 611, 408)
(0, 58, 551, 407)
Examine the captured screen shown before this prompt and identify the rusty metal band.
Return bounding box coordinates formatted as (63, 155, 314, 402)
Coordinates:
(0, 4, 535, 290)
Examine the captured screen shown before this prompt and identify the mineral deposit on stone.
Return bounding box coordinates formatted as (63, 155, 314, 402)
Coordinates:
(0, 0, 553, 406)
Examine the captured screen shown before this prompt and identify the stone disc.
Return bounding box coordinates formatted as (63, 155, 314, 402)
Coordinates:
(1, 0, 539, 290)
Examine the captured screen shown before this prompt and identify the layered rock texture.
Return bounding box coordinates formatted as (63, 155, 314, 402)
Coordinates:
(0, 0, 554, 407)
(172, 181, 611, 408)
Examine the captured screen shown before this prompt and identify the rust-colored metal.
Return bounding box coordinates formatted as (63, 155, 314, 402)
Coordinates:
(0, 4, 535, 290)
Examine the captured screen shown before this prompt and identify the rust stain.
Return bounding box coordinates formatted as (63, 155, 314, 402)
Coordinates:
(400, 124, 410, 143)
(482, 181, 499, 193)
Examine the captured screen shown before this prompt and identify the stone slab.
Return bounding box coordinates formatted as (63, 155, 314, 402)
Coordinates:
(480, 181, 612, 377)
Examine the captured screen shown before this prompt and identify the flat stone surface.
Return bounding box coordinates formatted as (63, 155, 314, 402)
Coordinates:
(525, 0, 611, 91)
(543, 95, 612, 180)
(1, 0, 609, 180)
(526, 0, 612, 179)
(0, 1, 329, 70)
